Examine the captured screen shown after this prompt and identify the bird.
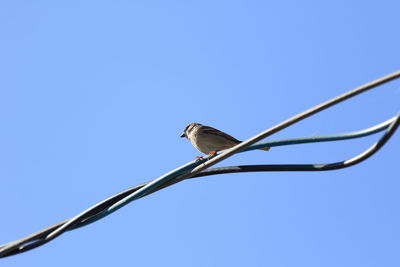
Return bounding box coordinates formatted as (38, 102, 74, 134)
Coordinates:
(180, 123, 269, 161)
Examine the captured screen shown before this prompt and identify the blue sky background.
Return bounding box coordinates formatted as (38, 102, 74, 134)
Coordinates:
(1, 1, 399, 266)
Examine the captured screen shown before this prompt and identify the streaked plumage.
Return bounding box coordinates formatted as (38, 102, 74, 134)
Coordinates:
(180, 123, 269, 158)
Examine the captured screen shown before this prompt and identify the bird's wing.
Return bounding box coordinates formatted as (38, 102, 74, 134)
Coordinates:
(201, 126, 241, 144)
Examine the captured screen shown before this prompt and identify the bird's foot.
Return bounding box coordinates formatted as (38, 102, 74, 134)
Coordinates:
(195, 156, 204, 162)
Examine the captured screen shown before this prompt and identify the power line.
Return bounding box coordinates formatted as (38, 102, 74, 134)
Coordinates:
(1, 71, 399, 258)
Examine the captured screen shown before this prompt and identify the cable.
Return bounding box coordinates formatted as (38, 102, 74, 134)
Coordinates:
(1, 71, 399, 258)
(1, 116, 397, 257)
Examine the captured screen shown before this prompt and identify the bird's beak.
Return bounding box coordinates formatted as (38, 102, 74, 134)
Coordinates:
(180, 133, 186, 138)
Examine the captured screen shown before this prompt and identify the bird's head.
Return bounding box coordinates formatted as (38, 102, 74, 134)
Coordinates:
(180, 123, 201, 138)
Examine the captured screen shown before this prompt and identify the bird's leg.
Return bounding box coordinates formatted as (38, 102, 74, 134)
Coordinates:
(207, 151, 217, 158)
(195, 151, 217, 162)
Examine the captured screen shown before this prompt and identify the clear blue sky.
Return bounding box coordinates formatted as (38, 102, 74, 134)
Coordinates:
(1, 1, 399, 266)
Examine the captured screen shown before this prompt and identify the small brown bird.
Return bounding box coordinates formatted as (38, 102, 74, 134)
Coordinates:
(180, 123, 269, 160)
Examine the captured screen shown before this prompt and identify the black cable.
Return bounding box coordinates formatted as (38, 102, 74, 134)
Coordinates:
(1, 113, 398, 258)
(1, 71, 399, 258)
